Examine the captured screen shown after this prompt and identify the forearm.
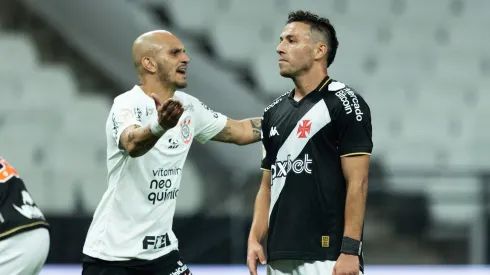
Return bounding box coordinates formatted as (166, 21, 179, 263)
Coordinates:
(212, 118, 262, 145)
(343, 178, 368, 240)
(122, 125, 163, 158)
(249, 184, 270, 243)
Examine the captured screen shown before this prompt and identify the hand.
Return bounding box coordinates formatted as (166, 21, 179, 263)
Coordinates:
(151, 93, 184, 130)
(247, 239, 267, 275)
(333, 254, 359, 275)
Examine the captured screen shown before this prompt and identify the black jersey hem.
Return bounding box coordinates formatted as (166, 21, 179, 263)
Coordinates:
(0, 221, 50, 241)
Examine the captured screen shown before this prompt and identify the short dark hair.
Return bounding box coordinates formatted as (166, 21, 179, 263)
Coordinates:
(286, 10, 339, 68)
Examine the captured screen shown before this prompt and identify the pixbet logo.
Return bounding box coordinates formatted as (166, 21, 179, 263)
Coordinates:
(271, 154, 312, 180)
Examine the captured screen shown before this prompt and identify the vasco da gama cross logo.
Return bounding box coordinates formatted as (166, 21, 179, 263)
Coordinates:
(297, 119, 312, 139)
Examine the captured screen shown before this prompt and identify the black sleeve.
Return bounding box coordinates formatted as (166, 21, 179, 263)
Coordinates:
(260, 112, 273, 170)
(334, 92, 373, 156)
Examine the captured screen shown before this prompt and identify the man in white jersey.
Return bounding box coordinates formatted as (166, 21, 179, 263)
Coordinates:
(82, 30, 262, 275)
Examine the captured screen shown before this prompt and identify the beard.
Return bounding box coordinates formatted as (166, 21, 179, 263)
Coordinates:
(156, 62, 187, 89)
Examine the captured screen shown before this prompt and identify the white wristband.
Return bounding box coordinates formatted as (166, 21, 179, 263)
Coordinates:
(150, 120, 165, 137)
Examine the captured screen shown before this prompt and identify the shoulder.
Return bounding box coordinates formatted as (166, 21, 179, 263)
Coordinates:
(175, 91, 219, 118)
(326, 80, 369, 106)
(263, 91, 290, 115)
(325, 80, 370, 120)
(174, 90, 195, 102)
(174, 91, 205, 109)
(113, 87, 142, 107)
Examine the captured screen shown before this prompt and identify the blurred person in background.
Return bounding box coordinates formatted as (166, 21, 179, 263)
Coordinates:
(247, 11, 373, 275)
(81, 30, 262, 275)
(0, 157, 50, 275)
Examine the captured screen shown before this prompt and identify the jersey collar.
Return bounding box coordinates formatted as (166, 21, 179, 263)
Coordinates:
(288, 76, 332, 106)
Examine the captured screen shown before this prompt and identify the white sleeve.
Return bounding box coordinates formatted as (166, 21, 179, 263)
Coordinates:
(110, 98, 143, 147)
(193, 100, 227, 144)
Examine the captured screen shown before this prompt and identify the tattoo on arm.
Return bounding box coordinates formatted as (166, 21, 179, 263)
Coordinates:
(211, 118, 261, 145)
(128, 126, 159, 155)
(212, 120, 236, 143)
(250, 118, 261, 142)
(120, 125, 161, 157)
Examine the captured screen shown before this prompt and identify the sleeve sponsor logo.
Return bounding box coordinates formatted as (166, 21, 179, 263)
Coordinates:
(200, 102, 219, 118)
(335, 88, 364, 121)
(134, 107, 142, 122)
(111, 113, 119, 138)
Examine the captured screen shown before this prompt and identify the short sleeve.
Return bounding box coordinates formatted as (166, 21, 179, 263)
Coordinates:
(110, 98, 143, 147)
(261, 113, 273, 171)
(194, 100, 227, 144)
(335, 92, 373, 157)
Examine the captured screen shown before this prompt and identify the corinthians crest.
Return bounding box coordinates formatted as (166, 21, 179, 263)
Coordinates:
(180, 116, 193, 144)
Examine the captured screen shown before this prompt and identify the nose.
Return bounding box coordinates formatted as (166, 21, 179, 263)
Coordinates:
(276, 41, 285, 55)
(182, 53, 190, 64)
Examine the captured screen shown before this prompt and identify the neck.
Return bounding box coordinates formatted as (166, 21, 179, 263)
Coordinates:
(139, 78, 175, 101)
(292, 68, 328, 100)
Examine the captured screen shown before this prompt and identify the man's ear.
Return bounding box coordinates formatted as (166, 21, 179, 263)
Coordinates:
(314, 43, 328, 61)
(142, 56, 157, 73)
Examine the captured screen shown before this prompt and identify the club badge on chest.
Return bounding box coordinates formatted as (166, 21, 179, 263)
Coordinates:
(180, 116, 193, 144)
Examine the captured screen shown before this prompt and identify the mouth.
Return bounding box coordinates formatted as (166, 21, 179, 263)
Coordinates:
(176, 66, 187, 76)
(278, 58, 287, 63)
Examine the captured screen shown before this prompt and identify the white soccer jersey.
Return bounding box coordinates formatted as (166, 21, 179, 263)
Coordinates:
(83, 85, 227, 261)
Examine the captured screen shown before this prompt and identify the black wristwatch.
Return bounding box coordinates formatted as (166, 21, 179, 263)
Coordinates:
(340, 237, 362, 256)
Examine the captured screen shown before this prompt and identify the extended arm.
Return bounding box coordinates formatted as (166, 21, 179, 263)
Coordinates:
(211, 118, 261, 145)
(341, 154, 370, 241)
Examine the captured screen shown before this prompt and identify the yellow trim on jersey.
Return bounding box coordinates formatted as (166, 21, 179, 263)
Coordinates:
(0, 221, 49, 239)
(318, 77, 332, 91)
(340, 152, 371, 158)
(260, 168, 271, 171)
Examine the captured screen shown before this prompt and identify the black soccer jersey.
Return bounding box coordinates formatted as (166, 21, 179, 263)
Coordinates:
(0, 157, 49, 241)
(261, 76, 373, 266)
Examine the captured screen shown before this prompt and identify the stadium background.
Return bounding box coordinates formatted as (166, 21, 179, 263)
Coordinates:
(0, 0, 489, 274)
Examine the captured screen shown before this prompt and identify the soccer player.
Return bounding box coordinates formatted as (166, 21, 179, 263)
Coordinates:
(82, 30, 262, 275)
(247, 11, 373, 275)
(0, 157, 50, 275)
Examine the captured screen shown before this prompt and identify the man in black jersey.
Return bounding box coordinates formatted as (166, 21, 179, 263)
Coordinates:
(0, 157, 50, 275)
(247, 11, 373, 275)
